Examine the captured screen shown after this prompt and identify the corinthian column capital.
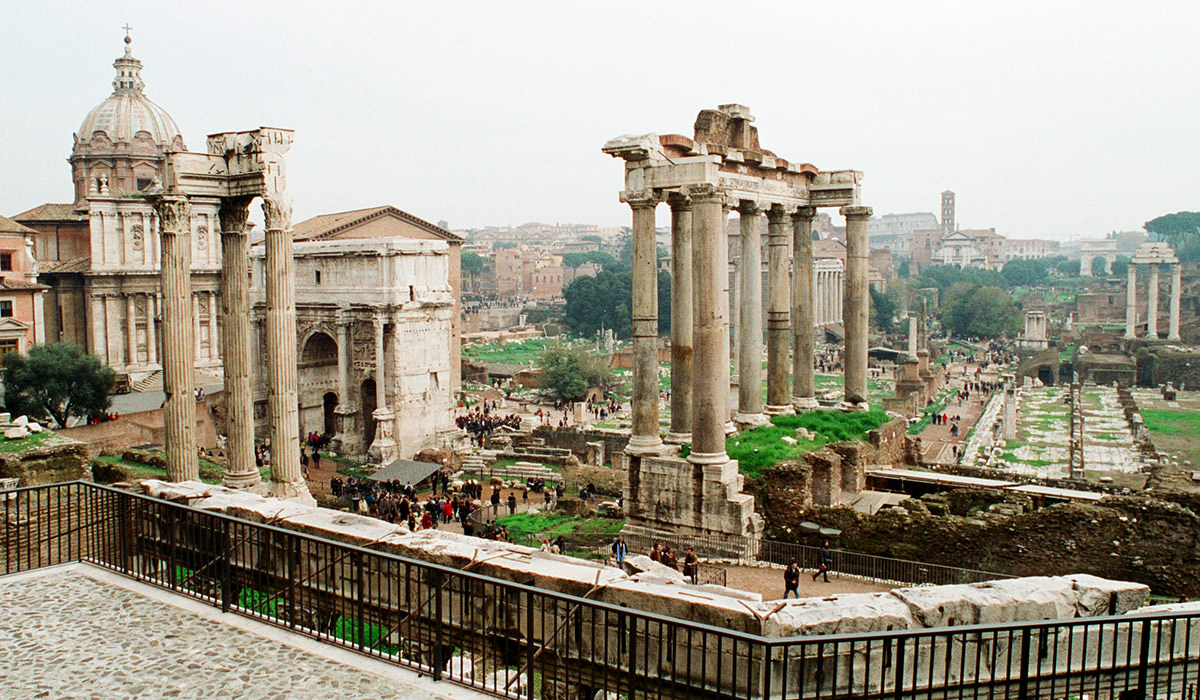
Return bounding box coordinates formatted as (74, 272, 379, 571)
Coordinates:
(153, 195, 191, 234)
(792, 205, 817, 221)
(218, 197, 254, 236)
(261, 194, 293, 232)
(840, 205, 873, 220)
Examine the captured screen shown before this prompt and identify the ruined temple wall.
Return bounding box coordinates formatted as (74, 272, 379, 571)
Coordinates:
(530, 424, 629, 463)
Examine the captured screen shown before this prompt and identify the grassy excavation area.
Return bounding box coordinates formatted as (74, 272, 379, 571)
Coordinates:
(723, 409, 892, 479)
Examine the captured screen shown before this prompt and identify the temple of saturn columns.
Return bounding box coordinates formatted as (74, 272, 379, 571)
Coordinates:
(148, 128, 313, 505)
(1126, 241, 1182, 341)
(603, 104, 868, 539)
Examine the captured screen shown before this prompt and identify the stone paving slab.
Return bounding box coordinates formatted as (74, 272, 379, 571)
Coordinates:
(0, 565, 485, 700)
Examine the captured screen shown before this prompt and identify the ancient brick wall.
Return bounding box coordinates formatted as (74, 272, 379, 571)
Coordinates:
(530, 425, 629, 463)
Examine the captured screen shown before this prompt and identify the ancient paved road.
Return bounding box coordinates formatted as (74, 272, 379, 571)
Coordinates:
(0, 566, 485, 700)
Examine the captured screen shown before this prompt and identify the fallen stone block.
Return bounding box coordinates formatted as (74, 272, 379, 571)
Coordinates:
(4, 426, 29, 440)
(26, 422, 42, 433)
(1066, 573, 1149, 616)
(12, 415, 28, 427)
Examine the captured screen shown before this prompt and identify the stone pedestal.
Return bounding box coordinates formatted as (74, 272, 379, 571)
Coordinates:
(841, 205, 872, 407)
(218, 197, 260, 491)
(368, 407, 398, 464)
(262, 195, 313, 505)
(791, 207, 819, 412)
(620, 452, 762, 542)
(154, 195, 197, 483)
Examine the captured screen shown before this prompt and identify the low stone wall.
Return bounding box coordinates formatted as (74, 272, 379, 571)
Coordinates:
(530, 425, 629, 463)
(867, 416, 908, 465)
(58, 393, 222, 454)
(0, 442, 91, 486)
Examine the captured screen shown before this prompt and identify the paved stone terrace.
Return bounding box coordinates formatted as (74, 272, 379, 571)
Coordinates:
(0, 566, 484, 700)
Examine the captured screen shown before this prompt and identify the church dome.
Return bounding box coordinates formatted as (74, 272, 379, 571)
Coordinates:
(74, 34, 185, 151)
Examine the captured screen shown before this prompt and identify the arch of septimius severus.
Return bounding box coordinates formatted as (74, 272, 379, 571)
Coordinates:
(603, 104, 867, 540)
(149, 129, 313, 504)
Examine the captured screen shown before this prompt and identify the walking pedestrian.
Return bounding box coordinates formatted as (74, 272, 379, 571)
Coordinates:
(812, 541, 833, 583)
(783, 562, 800, 598)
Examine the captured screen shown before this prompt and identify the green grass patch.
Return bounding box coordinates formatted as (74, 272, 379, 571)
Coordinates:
(238, 587, 281, 618)
(728, 409, 892, 479)
(0, 429, 53, 453)
(1140, 409, 1200, 436)
(332, 616, 399, 655)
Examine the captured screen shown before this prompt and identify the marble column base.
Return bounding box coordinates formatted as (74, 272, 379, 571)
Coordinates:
(266, 478, 315, 506)
(221, 471, 263, 492)
(764, 404, 792, 416)
(733, 412, 770, 429)
(686, 449, 729, 466)
(625, 434, 666, 456)
(837, 400, 870, 413)
(791, 396, 820, 412)
(663, 431, 692, 445)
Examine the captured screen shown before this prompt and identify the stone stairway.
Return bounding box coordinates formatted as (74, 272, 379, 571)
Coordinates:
(132, 370, 163, 393)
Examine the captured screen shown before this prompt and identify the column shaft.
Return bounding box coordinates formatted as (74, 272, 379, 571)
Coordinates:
(218, 198, 259, 489)
(791, 208, 817, 410)
(738, 203, 764, 418)
(374, 316, 387, 408)
(1169, 264, 1182, 341)
(689, 187, 729, 463)
(156, 196, 197, 482)
(90, 294, 108, 365)
(208, 291, 220, 360)
(262, 195, 310, 501)
(1147, 263, 1160, 338)
(124, 293, 137, 366)
(192, 293, 202, 361)
(145, 293, 157, 367)
(765, 206, 790, 413)
(626, 191, 662, 454)
(842, 206, 872, 406)
(667, 197, 693, 440)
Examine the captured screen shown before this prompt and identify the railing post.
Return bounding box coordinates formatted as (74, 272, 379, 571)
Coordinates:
(432, 571, 444, 681)
(117, 492, 130, 573)
(1136, 618, 1152, 698)
(1017, 626, 1032, 699)
(627, 613, 637, 698)
(526, 588, 535, 700)
(355, 551, 365, 651)
(893, 637, 905, 700)
(220, 518, 233, 613)
(761, 641, 773, 700)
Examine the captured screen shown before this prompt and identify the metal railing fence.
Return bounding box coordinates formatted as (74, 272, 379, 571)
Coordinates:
(4, 481, 1199, 700)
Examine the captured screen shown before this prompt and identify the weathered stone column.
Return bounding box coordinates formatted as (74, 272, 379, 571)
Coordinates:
(155, 195, 197, 482)
(1124, 263, 1137, 339)
(737, 201, 765, 423)
(124, 294, 137, 365)
(765, 205, 791, 414)
(791, 207, 818, 411)
(1147, 263, 1160, 339)
(1169, 263, 1182, 341)
(666, 194, 693, 443)
(729, 256, 740, 384)
(262, 194, 312, 503)
(192, 292, 202, 362)
(218, 197, 259, 490)
(90, 294, 108, 365)
(841, 205, 872, 407)
(908, 316, 919, 357)
(625, 190, 663, 455)
(145, 293, 157, 367)
(333, 309, 355, 451)
(688, 184, 730, 464)
(369, 312, 397, 462)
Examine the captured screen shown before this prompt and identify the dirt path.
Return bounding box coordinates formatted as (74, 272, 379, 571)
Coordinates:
(917, 362, 1004, 464)
(723, 564, 895, 600)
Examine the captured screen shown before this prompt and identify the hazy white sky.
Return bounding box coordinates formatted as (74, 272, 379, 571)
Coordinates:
(2, 1, 1197, 239)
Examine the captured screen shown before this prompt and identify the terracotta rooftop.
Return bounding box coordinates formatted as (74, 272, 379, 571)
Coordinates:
(291, 206, 462, 243)
(0, 214, 37, 236)
(11, 203, 84, 222)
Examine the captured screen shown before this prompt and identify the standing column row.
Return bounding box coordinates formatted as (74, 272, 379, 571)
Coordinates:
(262, 194, 312, 503)
(842, 206, 872, 407)
(218, 197, 260, 490)
(625, 190, 663, 455)
(154, 195, 197, 482)
(736, 202, 764, 423)
(666, 194, 693, 443)
(791, 207, 818, 411)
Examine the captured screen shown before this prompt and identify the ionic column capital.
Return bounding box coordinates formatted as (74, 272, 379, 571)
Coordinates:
(766, 204, 791, 225)
(737, 200, 765, 216)
(621, 189, 658, 210)
(792, 206, 817, 221)
(841, 205, 873, 220)
(683, 183, 726, 203)
(666, 192, 693, 211)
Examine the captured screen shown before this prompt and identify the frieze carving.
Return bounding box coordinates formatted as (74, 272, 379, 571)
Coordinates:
(261, 194, 293, 231)
(196, 226, 209, 251)
(130, 225, 144, 252)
